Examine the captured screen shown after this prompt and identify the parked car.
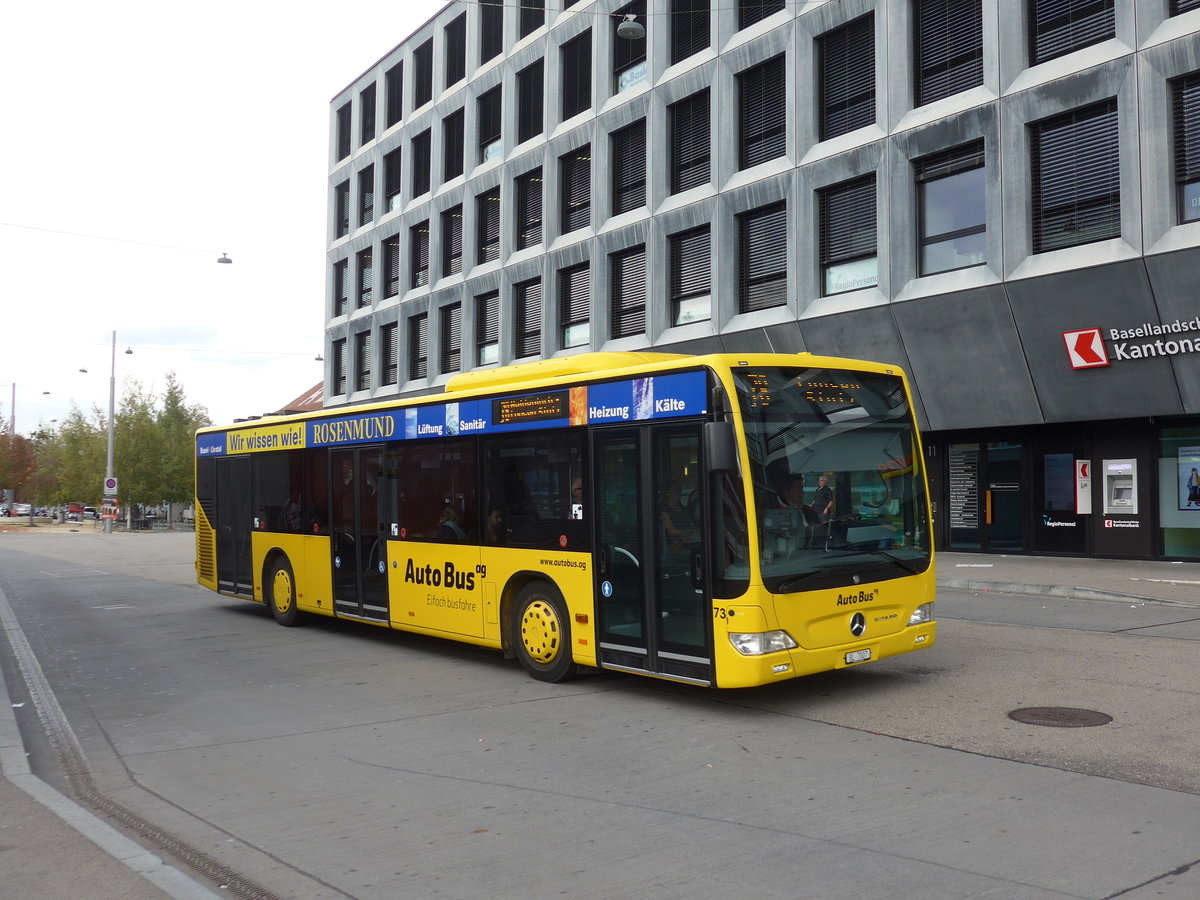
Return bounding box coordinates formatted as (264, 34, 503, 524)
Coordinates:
(84, 506, 98, 519)
(14, 503, 32, 516)
(66, 503, 86, 522)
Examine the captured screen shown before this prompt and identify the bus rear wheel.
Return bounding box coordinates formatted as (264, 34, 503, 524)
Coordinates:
(267, 556, 300, 627)
(513, 582, 576, 683)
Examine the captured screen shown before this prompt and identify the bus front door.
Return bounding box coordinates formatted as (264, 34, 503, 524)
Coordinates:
(330, 447, 390, 622)
(594, 426, 713, 685)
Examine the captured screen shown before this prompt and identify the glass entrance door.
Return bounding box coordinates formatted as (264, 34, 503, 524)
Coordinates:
(594, 425, 712, 683)
(946, 440, 1025, 551)
(330, 446, 390, 620)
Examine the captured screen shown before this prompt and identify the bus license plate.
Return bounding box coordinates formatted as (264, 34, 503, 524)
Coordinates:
(845, 648, 871, 664)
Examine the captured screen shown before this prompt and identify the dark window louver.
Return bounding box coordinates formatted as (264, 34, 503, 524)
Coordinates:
(411, 129, 431, 197)
(1174, 73, 1200, 223)
(520, 0, 545, 37)
(381, 323, 398, 386)
(441, 303, 462, 373)
(413, 39, 433, 107)
(1029, 0, 1115, 66)
(515, 279, 543, 358)
(442, 206, 463, 277)
(560, 264, 590, 346)
(739, 0, 785, 30)
(334, 181, 350, 238)
(611, 246, 647, 339)
(384, 148, 402, 211)
(738, 202, 787, 313)
(408, 314, 428, 380)
(443, 109, 464, 181)
(356, 248, 373, 307)
(561, 146, 591, 233)
(336, 103, 351, 160)
(914, 0, 983, 107)
(1172, 0, 1200, 14)
(411, 221, 430, 288)
(445, 14, 466, 86)
(671, 90, 710, 193)
(355, 331, 371, 392)
(481, 0, 503, 64)
(333, 260, 349, 316)
(915, 142, 985, 183)
(612, 119, 647, 214)
(476, 290, 500, 361)
(1031, 99, 1120, 252)
(383, 234, 400, 298)
(672, 0, 710, 64)
(820, 15, 876, 140)
(739, 56, 785, 169)
(478, 86, 502, 158)
(358, 165, 374, 227)
(332, 339, 347, 394)
(516, 168, 543, 250)
(359, 84, 376, 146)
(670, 226, 711, 324)
(518, 59, 544, 143)
(385, 63, 403, 128)
(561, 30, 592, 119)
(477, 188, 500, 263)
(820, 175, 877, 266)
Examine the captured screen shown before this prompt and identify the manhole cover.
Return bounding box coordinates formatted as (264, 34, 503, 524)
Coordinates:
(1008, 707, 1112, 728)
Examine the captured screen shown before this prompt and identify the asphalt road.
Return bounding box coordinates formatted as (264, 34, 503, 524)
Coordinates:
(1, 532, 1198, 899)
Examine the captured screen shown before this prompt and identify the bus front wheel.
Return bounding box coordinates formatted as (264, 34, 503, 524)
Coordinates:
(513, 582, 576, 683)
(267, 556, 300, 627)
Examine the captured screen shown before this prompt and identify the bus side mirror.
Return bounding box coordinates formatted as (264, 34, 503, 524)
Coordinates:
(704, 421, 738, 473)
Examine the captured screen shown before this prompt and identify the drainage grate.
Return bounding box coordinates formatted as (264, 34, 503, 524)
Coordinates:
(1008, 706, 1113, 728)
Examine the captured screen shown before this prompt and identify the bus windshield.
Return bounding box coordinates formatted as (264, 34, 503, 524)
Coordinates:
(733, 365, 931, 593)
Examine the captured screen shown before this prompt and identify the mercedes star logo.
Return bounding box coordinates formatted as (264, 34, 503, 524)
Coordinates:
(850, 613, 866, 637)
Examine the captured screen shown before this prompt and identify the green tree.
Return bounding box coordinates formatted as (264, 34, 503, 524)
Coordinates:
(157, 373, 211, 505)
(0, 431, 36, 503)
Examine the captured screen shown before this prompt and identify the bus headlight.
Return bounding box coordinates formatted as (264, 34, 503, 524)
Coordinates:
(908, 603, 934, 625)
(729, 630, 798, 656)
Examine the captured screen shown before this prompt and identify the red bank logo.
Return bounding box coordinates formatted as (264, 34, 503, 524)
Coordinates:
(1063, 328, 1110, 369)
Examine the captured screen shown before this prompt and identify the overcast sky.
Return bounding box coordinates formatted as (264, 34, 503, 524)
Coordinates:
(1, 0, 447, 433)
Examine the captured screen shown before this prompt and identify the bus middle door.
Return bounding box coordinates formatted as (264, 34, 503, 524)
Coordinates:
(330, 446, 390, 622)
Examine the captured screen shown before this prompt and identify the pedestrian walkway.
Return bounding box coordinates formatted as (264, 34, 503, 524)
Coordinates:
(937, 551, 1200, 607)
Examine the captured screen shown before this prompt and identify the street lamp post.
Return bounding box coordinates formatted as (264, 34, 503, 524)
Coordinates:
(104, 332, 116, 534)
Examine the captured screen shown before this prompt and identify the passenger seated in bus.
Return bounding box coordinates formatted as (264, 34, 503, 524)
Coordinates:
(777, 475, 808, 511)
(484, 507, 505, 544)
(435, 505, 466, 541)
(661, 481, 697, 556)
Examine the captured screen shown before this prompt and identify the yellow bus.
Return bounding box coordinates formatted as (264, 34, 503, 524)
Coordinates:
(195, 352, 935, 688)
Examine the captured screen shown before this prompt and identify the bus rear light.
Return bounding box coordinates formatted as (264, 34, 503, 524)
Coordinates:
(729, 630, 798, 656)
(908, 603, 934, 625)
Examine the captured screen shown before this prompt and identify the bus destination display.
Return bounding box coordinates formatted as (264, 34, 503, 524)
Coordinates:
(493, 391, 570, 426)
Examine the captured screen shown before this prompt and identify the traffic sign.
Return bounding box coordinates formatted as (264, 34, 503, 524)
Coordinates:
(104, 476, 118, 496)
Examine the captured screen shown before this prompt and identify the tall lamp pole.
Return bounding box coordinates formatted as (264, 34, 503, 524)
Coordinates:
(104, 331, 117, 534)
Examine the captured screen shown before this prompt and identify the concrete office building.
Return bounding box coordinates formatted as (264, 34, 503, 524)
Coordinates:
(325, 0, 1200, 561)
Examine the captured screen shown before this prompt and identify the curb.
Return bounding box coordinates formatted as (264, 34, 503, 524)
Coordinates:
(937, 578, 1200, 609)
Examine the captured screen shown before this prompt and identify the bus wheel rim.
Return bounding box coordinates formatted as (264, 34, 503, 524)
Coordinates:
(273, 569, 293, 613)
(520, 599, 560, 664)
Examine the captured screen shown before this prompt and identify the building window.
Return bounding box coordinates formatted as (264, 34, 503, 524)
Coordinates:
(384, 147, 402, 212)
(520, 0, 544, 38)
(357, 165, 374, 227)
(413, 38, 433, 108)
(672, 0, 709, 65)
(411, 220, 430, 288)
(738, 202, 787, 312)
(478, 86, 502, 163)
(561, 29, 592, 120)
(354, 331, 371, 392)
(517, 59, 544, 144)
(914, 0, 983, 108)
(671, 89, 710, 194)
(332, 338, 347, 394)
(335, 102, 351, 160)
(560, 145, 591, 233)
(1031, 99, 1120, 253)
(359, 83, 376, 146)
(408, 314, 428, 380)
(445, 14, 466, 86)
(411, 128, 431, 197)
(441, 303, 462, 374)
(477, 187, 501, 264)
(481, 0, 503, 65)
(738, 56, 785, 170)
(333, 259, 349, 316)
(1175, 73, 1200, 224)
(820, 175, 878, 295)
(385, 62, 403, 128)
(515, 278, 543, 358)
(611, 119, 647, 215)
(383, 233, 400, 298)
(1029, 0, 1114, 66)
(443, 109, 464, 181)
(669, 226, 710, 325)
(356, 247, 373, 307)
(381, 322, 398, 386)
(559, 264, 590, 348)
(916, 141, 986, 275)
(739, 0, 784, 30)
(610, 245, 646, 339)
(334, 180, 350, 238)
(820, 15, 876, 141)
(613, 0, 648, 92)
(476, 290, 500, 365)
(442, 205, 463, 277)
(1171, 0, 1200, 14)
(516, 168, 543, 250)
